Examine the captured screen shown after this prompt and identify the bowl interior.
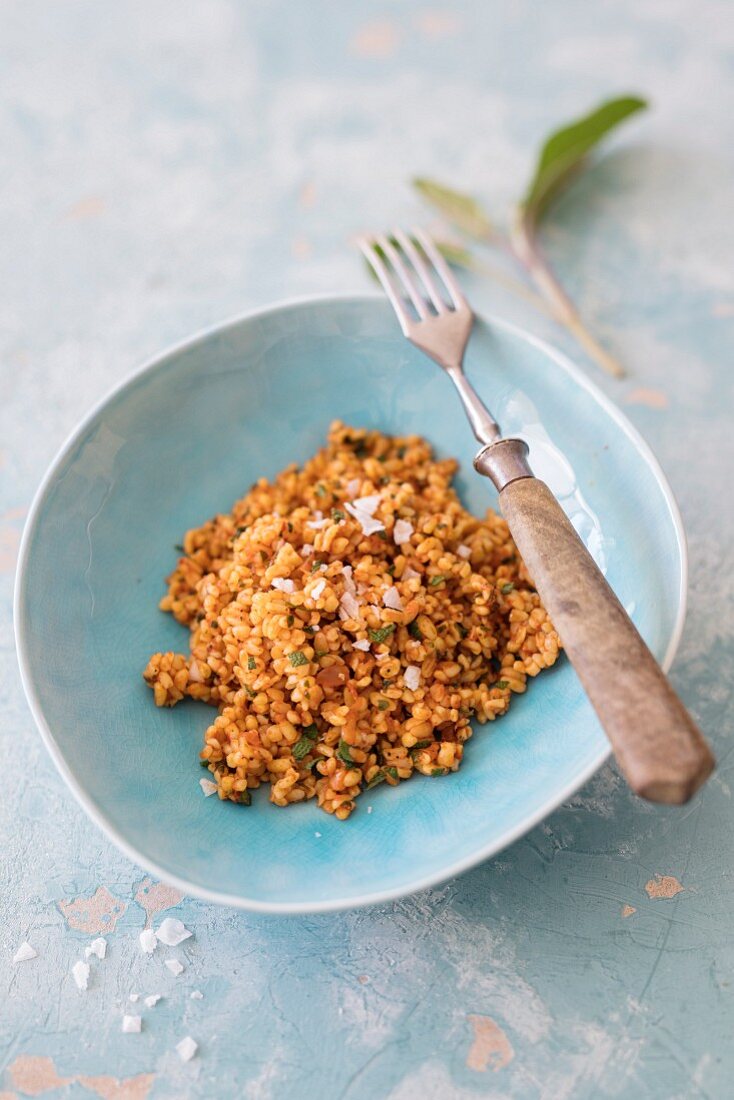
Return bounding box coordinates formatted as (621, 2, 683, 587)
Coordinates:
(17, 297, 684, 911)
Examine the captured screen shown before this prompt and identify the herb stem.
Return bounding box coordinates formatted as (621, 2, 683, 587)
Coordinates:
(510, 210, 625, 378)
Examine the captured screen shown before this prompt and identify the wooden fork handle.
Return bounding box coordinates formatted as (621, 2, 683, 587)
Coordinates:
(490, 470, 714, 803)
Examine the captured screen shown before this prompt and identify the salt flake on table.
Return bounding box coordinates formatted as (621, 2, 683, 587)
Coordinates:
(13, 942, 37, 963)
(156, 918, 192, 947)
(144, 993, 162, 1007)
(352, 639, 370, 651)
(457, 544, 471, 559)
(200, 778, 217, 797)
(165, 958, 185, 976)
(393, 519, 413, 545)
(139, 929, 157, 954)
(383, 585, 403, 611)
(311, 578, 326, 600)
(353, 494, 380, 515)
(72, 960, 90, 990)
(271, 577, 295, 594)
(85, 937, 107, 960)
(176, 1036, 198, 1062)
(122, 1014, 142, 1033)
(367, 806, 373, 814)
(190, 990, 204, 999)
(404, 666, 421, 691)
(314, 832, 322, 838)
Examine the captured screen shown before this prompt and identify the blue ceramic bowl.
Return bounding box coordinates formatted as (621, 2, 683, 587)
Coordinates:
(15, 296, 686, 913)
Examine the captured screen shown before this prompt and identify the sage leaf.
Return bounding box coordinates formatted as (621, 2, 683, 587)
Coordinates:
(521, 95, 647, 224)
(413, 178, 493, 239)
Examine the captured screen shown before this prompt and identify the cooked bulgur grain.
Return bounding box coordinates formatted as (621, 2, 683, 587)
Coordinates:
(144, 422, 561, 818)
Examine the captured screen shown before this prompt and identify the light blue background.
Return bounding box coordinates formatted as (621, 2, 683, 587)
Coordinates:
(1, 1, 732, 1097)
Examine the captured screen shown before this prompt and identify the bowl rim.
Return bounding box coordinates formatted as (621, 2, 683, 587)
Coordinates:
(14, 292, 688, 914)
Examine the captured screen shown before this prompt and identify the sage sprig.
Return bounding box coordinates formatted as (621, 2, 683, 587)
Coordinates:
(412, 95, 648, 378)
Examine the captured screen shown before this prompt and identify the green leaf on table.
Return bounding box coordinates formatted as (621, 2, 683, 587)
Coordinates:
(413, 178, 493, 239)
(520, 95, 647, 225)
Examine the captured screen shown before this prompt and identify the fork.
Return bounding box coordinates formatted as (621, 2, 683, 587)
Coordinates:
(358, 228, 714, 804)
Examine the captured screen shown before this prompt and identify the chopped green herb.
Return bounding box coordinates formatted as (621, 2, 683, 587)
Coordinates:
(457, 623, 468, 638)
(365, 769, 386, 789)
(497, 680, 510, 689)
(211, 620, 219, 628)
(429, 575, 445, 587)
(387, 563, 396, 576)
(368, 624, 395, 644)
(377, 454, 387, 463)
(385, 766, 399, 781)
(337, 740, 355, 765)
(311, 560, 326, 572)
(501, 582, 515, 594)
(377, 699, 390, 711)
(304, 624, 318, 634)
(245, 686, 256, 698)
(288, 650, 308, 667)
(247, 656, 256, 670)
(408, 621, 423, 640)
(199, 758, 210, 768)
(411, 739, 433, 751)
(292, 737, 313, 760)
(431, 768, 448, 778)
(332, 509, 345, 521)
(237, 789, 252, 805)
(174, 543, 185, 553)
(396, 446, 406, 460)
(236, 524, 248, 533)
(315, 484, 327, 498)
(315, 649, 328, 658)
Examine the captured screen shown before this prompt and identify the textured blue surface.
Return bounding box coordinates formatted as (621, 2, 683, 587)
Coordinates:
(16, 298, 685, 912)
(2, 1, 733, 1097)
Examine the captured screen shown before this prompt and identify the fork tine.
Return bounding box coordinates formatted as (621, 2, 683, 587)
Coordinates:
(357, 236, 412, 335)
(376, 235, 430, 319)
(392, 229, 448, 314)
(412, 227, 469, 310)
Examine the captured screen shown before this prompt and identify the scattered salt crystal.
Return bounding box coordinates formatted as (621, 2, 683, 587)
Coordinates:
(375, 652, 389, 661)
(352, 639, 370, 651)
(311, 578, 326, 600)
(165, 958, 184, 976)
(353, 495, 380, 516)
(271, 577, 295, 594)
(129, 993, 140, 1002)
(85, 937, 107, 960)
(190, 990, 204, 1000)
(383, 586, 403, 611)
(176, 1036, 198, 1062)
(314, 832, 322, 838)
(367, 806, 373, 814)
(339, 591, 361, 621)
(139, 929, 157, 954)
(144, 993, 162, 1008)
(199, 778, 218, 797)
(122, 1014, 142, 1033)
(341, 564, 355, 592)
(188, 659, 204, 683)
(301, 543, 314, 556)
(72, 960, 90, 991)
(356, 582, 368, 595)
(393, 519, 413, 545)
(13, 942, 37, 963)
(156, 918, 192, 947)
(403, 566, 420, 580)
(345, 478, 361, 498)
(457, 544, 471, 559)
(345, 501, 385, 536)
(404, 666, 421, 691)
(307, 511, 329, 530)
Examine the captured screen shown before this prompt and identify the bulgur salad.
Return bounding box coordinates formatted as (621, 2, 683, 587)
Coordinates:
(144, 422, 561, 819)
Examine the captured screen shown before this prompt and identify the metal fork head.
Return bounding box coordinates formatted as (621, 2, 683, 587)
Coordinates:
(357, 228, 474, 374)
